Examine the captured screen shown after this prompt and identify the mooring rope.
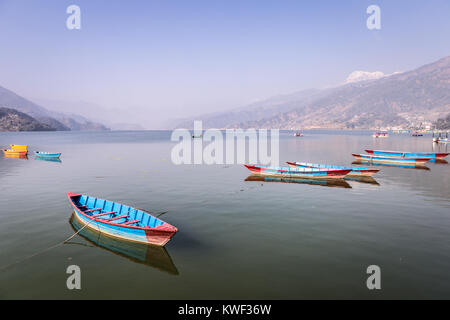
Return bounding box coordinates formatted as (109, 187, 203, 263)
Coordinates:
(0, 216, 96, 271)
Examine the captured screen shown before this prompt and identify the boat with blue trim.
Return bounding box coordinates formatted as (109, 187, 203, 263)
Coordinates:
(365, 149, 448, 159)
(35, 151, 61, 158)
(67, 193, 178, 246)
(244, 164, 352, 179)
(352, 153, 431, 166)
(286, 161, 379, 177)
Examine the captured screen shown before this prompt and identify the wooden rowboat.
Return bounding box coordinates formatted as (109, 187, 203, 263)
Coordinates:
(244, 164, 352, 179)
(2, 149, 28, 157)
(365, 149, 449, 159)
(286, 161, 379, 177)
(67, 193, 178, 246)
(352, 153, 431, 166)
(35, 151, 61, 158)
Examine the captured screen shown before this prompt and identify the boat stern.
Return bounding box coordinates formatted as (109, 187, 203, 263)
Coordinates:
(145, 223, 178, 246)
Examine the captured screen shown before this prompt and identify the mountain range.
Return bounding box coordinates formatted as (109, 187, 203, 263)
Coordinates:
(0, 85, 109, 131)
(176, 56, 450, 130)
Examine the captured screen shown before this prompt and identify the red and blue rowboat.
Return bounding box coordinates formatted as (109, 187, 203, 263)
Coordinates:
(352, 153, 431, 166)
(244, 164, 351, 179)
(365, 149, 449, 159)
(286, 161, 379, 177)
(67, 193, 177, 246)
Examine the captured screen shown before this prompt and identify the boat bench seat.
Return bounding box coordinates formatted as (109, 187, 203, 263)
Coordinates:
(106, 215, 129, 222)
(92, 211, 115, 218)
(121, 219, 140, 226)
(84, 208, 102, 213)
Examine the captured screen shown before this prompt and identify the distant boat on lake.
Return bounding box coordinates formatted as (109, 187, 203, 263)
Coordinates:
(10, 145, 28, 153)
(352, 153, 431, 166)
(35, 151, 61, 159)
(372, 131, 389, 138)
(365, 149, 449, 159)
(2, 149, 28, 158)
(244, 164, 352, 179)
(286, 161, 379, 177)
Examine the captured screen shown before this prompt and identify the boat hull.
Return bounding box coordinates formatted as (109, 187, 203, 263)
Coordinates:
(244, 164, 351, 179)
(286, 161, 379, 177)
(67, 193, 177, 246)
(10, 145, 28, 152)
(2, 149, 28, 157)
(35, 152, 61, 158)
(365, 149, 449, 159)
(352, 153, 431, 166)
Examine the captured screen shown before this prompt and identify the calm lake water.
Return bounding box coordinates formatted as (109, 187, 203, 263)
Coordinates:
(0, 130, 449, 299)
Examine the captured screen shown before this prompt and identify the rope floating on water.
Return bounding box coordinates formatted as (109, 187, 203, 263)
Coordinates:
(0, 216, 96, 271)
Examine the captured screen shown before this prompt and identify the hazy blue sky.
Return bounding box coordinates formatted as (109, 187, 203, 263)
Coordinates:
(0, 0, 449, 128)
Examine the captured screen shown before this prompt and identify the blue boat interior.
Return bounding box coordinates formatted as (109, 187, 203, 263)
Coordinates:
(72, 195, 165, 228)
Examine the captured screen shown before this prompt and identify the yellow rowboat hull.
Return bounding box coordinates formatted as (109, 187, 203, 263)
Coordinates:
(10, 144, 28, 152)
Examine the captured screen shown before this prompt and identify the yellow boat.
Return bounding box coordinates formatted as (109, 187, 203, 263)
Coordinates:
(10, 144, 28, 152)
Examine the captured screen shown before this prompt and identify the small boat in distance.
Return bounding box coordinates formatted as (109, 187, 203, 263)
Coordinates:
(293, 132, 303, 137)
(433, 137, 450, 143)
(352, 161, 430, 170)
(365, 149, 449, 159)
(2, 149, 28, 157)
(286, 161, 379, 177)
(372, 131, 389, 138)
(35, 151, 61, 159)
(411, 131, 423, 137)
(352, 153, 431, 166)
(67, 193, 178, 246)
(10, 145, 28, 153)
(244, 164, 352, 179)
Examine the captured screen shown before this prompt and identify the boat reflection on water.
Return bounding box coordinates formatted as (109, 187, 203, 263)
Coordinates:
(352, 161, 430, 170)
(344, 176, 380, 185)
(245, 175, 352, 188)
(3, 154, 28, 160)
(68, 214, 179, 275)
(429, 158, 448, 164)
(35, 157, 62, 163)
